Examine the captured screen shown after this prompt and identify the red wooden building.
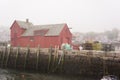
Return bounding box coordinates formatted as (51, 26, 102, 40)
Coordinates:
(10, 19, 72, 48)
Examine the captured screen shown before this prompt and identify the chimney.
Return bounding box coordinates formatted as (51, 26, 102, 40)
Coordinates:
(26, 19, 29, 23)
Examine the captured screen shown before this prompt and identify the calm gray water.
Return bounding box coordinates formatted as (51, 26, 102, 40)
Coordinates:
(0, 68, 99, 80)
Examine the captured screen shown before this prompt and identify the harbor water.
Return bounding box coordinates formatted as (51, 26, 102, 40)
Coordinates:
(0, 68, 99, 80)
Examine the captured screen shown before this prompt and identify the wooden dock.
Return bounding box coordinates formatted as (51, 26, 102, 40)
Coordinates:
(0, 46, 120, 77)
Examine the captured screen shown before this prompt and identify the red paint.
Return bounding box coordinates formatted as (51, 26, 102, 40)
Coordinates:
(10, 21, 72, 48)
(10, 21, 26, 46)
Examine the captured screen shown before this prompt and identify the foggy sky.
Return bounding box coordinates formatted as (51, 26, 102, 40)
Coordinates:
(1, 0, 120, 32)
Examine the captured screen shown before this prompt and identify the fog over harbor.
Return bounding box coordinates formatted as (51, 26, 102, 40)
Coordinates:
(1, 0, 120, 32)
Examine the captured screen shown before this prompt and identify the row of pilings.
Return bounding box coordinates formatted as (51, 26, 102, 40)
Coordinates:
(0, 46, 120, 77)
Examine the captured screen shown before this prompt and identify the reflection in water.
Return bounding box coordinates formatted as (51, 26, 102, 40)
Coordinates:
(0, 68, 98, 80)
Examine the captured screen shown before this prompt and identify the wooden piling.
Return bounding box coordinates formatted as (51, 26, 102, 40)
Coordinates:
(0, 46, 120, 76)
(60, 50, 65, 72)
(48, 46, 52, 72)
(5, 46, 12, 68)
(0, 50, 2, 60)
(15, 46, 20, 69)
(1, 45, 7, 68)
(36, 45, 40, 71)
(52, 46, 59, 72)
(24, 45, 30, 70)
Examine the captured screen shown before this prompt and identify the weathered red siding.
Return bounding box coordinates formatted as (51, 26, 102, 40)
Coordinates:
(10, 21, 25, 46)
(16, 36, 60, 48)
(34, 36, 60, 48)
(60, 24, 72, 44)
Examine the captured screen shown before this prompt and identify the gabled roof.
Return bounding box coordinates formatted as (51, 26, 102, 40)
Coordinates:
(21, 23, 66, 36)
(13, 20, 68, 36)
(34, 29, 49, 36)
(16, 20, 33, 29)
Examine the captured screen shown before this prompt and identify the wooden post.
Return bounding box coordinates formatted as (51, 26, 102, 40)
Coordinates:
(0, 48, 3, 67)
(51, 45, 58, 72)
(24, 45, 30, 70)
(5, 46, 12, 68)
(103, 57, 108, 76)
(52, 46, 59, 72)
(103, 59, 106, 75)
(1, 45, 7, 68)
(60, 50, 65, 72)
(15, 45, 20, 69)
(36, 45, 40, 71)
(0, 50, 2, 60)
(48, 46, 52, 72)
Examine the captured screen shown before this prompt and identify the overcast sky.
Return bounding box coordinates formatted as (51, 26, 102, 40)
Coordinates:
(1, 0, 120, 32)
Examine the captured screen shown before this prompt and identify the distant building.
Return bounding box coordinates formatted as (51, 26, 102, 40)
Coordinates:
(117, 32, 120, 41)
(10, 19, 72, 48)
(112, 42, 120, 51)
(95, 34, 109, 43)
